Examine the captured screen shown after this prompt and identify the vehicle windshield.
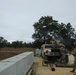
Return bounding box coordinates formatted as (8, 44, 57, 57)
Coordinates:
(45, 46, 52, 48)
(58, 45, 64, 48)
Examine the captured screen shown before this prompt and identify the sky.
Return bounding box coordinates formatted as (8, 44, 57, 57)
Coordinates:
(0, 0, 76, 43)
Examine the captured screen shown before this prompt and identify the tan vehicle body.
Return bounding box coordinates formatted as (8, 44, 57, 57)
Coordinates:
(41, 39, 65, 59)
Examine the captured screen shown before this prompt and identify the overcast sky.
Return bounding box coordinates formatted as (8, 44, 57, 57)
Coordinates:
(0, 0, 76, 42)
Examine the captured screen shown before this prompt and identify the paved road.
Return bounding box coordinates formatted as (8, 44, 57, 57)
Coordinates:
(34, 57, 74, 75)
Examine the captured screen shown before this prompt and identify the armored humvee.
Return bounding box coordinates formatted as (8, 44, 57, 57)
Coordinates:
(41, 39, 65, 61)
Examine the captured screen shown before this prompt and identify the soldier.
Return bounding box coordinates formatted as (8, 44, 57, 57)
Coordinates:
(50, 39, 56, 48)
(60, 47, 68, 64)
(70, 42, 76, 74)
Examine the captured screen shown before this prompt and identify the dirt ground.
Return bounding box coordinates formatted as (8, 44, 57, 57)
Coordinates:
(34, 57, 74, 75)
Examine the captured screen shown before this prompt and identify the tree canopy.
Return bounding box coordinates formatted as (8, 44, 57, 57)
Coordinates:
(32, 16, 76, 48)
(0, 36, 33, 48)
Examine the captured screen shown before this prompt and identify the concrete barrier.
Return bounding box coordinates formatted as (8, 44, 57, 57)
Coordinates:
(0, 52, 34, 75)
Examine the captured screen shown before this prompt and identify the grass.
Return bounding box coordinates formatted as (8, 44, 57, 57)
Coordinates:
(0, 51, 19, 60)
(0, 48, 36, 60)
(30, 63, 36, 75)
(30, 69, 36, 75)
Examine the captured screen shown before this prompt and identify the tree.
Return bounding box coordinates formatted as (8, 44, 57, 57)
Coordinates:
(59, 23, 75, 39)
(0, 37, 8, 48)
(11, 41, 23, 48)
(32, 16, 59, 43)
(32, 16, 75, 48)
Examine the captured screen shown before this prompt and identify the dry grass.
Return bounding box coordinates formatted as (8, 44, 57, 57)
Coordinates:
(0, 48, 36, 60)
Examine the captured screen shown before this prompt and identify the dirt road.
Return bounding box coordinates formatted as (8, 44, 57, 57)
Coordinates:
(34, 57, 74, 75)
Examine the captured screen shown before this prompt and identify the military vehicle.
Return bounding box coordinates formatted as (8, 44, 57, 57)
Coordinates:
(41, 39, 65, 61)
(41, 32, 75, 67)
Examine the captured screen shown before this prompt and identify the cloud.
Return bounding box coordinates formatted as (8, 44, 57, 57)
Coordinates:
(0, 0, 76, 42)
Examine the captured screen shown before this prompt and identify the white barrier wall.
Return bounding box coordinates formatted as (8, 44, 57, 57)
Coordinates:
(0, 52, 34, 75)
